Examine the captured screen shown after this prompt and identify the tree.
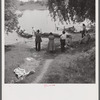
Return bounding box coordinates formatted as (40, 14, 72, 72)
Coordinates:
(47, 0, 95, 23)
(5, 0, 18, 33)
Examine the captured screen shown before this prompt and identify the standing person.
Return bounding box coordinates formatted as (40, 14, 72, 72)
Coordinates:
(82, 24, 86, 38)
(48, 32, 55, 53)
(35, 30, 42, 51)
(32, 27, 36, 36)
(66, 35, 72, 47)
(60, 31, 66, 52)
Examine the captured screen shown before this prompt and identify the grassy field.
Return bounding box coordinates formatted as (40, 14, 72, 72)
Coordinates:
(5, 33, 95, 83)
(40, 41, 95, 83)
(5, 38, 60, 83)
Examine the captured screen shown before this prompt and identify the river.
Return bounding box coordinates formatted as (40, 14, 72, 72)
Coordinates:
(5, 10, 64, 45)
(5, 9, 89, 45)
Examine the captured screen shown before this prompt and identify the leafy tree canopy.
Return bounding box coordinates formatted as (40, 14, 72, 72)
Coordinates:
(5, 0, 18, 33)
(47, 0, 95, 24)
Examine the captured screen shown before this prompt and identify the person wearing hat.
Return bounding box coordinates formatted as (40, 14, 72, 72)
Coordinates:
(35, 30, 42, 51)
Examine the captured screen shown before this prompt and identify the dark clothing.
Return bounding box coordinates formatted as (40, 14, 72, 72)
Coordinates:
(60, 39, 66, 52)
(60, 33, 66, 52)
(82, 30, 86, 38)
(35, 32, 42, 51)
(35, 42, 41, 51)
(82, 25, 86, 38)
(35, 33, 42, 43)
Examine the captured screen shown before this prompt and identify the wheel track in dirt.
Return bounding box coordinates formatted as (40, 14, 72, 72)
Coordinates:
(33, 59, 53, 83)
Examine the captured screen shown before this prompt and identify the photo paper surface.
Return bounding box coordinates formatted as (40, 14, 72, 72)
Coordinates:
(2, 0, 99, 100)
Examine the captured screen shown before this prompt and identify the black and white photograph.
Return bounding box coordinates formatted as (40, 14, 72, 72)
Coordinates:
(4, 0, 96, 84)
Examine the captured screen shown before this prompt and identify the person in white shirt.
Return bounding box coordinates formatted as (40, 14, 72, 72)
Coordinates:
(32, 27, 36, 36)
(60, 31, 67, 52)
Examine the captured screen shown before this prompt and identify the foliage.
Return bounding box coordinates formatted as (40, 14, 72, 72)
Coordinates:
(47, 0, 95, 23)
(5, 0, 18, 33)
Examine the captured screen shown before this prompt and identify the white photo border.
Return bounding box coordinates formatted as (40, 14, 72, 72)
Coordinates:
(2, 0, 99, 100)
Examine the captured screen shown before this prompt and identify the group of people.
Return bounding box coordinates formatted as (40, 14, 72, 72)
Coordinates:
(33, 23, 88, 53)
(34, 29, 71, 53)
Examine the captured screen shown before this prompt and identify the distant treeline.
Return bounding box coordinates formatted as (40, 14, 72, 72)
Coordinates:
(20, 0, 48, 6)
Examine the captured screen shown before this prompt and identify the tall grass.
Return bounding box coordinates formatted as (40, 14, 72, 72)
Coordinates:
(41, 47, 95, 83)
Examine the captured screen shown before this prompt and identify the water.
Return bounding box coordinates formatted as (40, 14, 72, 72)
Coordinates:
(18, 10, 63, 34)
(5, 9, 89, 45)
(5, 10, 64, 45)
(18, 9, 90, 33)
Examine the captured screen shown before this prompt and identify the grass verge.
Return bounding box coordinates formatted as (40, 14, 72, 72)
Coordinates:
(40, 41, 95, 83)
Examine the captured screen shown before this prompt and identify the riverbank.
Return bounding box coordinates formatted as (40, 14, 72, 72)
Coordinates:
(5, 33, 95, 83)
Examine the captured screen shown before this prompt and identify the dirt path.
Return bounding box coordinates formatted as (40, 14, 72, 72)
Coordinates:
(33, 59, 53, 83)
(5, 33, 95, 83)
